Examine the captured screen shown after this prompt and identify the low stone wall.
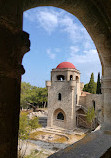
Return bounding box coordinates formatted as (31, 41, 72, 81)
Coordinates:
(48, 130, 111, 158)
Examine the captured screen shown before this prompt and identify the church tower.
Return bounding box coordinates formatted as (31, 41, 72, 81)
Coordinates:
(46, 62, 80, 130)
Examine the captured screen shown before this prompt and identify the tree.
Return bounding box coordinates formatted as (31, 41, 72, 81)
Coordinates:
(86, 106, 95, 130)
(88, 73, 96, 94)
(96, 72, 101, 94)
(83, 73, 97, 94)
(83, 83, 89, 92)
(18, 112, 41, 158)
(20, 82, 48, 109)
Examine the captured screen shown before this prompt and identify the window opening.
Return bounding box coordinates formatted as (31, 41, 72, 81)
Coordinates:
(58, 93, 61, 100)
(57, 112, 64, 120)
(70, 75, 73, 80)
(57, 75, 65, 81)
(76, 76, 79, 82)
(92, 100, 95, 110)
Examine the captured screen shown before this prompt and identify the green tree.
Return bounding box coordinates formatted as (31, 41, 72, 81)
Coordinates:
(88, 73, 96, 94)
(86, 107, 95, 123)
(83, 73, 97, 94)
(83, 83, 89, 92)
(18, 112, 41, 158)
(86, 106, 95, 130)
(20, 82, 48, 109)
(96, 72, 101, 94)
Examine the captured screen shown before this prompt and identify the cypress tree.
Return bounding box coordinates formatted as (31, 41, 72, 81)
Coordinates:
(96, 72, 101, 94)
(88, 73, 96, 94)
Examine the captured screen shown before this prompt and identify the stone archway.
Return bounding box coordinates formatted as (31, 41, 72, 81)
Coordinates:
(53, 108, 66, 129)
(0, 0, 111, 157)
(22, 1, 111, 131)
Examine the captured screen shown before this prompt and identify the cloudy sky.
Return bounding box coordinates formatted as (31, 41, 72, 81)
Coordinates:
(22, 6, 101, 87)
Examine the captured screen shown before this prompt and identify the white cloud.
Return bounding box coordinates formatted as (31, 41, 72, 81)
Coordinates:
(46, 49, 56, 59)
(36, 11, 58, 33)
(24, 7, 101, 83)
(24, 7, 95, 50)
(67, 47, 102, 83)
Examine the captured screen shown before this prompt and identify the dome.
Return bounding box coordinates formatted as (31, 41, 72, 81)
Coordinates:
(56, 62, 76, 69)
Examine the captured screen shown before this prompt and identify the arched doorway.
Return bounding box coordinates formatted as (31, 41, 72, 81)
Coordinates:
(53, 108, 66, 128)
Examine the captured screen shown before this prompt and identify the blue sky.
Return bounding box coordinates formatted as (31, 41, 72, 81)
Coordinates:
(22, 6, 101, 87)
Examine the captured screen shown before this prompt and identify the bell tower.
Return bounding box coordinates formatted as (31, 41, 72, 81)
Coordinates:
(46, 62, 80, 130)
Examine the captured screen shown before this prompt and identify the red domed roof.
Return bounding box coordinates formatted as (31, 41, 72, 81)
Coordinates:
(56, 62, 76, 69)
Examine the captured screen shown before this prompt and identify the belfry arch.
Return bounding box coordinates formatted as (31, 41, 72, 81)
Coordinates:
(0, 0, 111, 157)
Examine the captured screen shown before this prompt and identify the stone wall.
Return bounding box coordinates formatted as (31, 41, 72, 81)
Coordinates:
(79, 94, 104, 124)
(47, 81, 76, 130)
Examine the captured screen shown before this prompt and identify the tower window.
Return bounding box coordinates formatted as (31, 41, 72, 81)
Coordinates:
(70, 75, 73, 80)
(58, 93, 61, 100)
(76, 76, 79, 82)
(57, 75, 65, 81)
(57, 112, 64, 120)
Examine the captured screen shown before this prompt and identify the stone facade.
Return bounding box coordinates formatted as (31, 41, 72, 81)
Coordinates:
(46, 66, 80, 130)
(46, 63, 103, 130)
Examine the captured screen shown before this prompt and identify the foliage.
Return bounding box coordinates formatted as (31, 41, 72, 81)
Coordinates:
(29, 117, 40, 130)
(88, 73, 97, 94)
(19, 112, 30, 140)
(20, 82, 48, 109)
(96, 72, 101, 94)
(83, 73, 97, 94)
(83, 83, 89, 92)
(86, 106, 95, 123)
(18, 112, 41, 158)
(19, 112, 41, 140)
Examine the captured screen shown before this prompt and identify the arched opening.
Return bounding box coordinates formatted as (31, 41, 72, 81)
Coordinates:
(57, 75, 65, 81)
(70, 75, 73, 80)
(0, 0, 111, 158)
(57, 112, 64, 120)
(58, 93, 61, 101)
(53, 108, 66, 121)
(20, 2, 108, 158)
(76, 76, 79, 83)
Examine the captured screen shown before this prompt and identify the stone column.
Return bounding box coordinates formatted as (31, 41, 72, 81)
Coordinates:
(0, 22, 30, 157)
(102, 76, 111, 131)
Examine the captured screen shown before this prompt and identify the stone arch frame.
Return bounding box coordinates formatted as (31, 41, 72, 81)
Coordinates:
(0, 0, 111, 157)
(22, 0, 111, 131)
(53, 108, 66, 122)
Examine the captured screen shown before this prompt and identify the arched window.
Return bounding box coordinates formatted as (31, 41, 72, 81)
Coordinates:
(58, 93, 61, 101)
(57, 75, 65, 81)
(76, 76, 79, 82)
(92, 100, 96, 110)
(57, 112, 64, 120)
(70, 75, 73, 80)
